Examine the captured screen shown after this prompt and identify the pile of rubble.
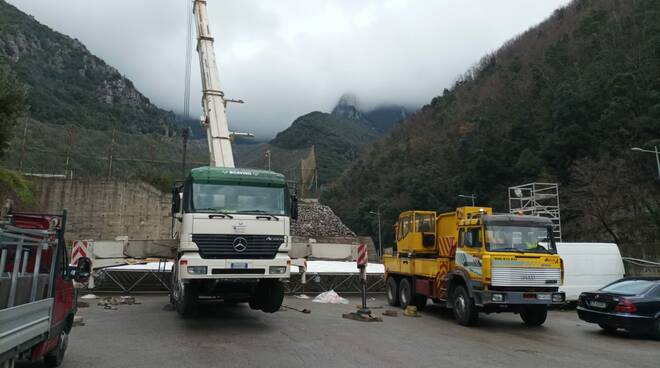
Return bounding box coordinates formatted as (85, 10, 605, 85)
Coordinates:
(96, 296, 139, 310)
(291, 201, 355, 238)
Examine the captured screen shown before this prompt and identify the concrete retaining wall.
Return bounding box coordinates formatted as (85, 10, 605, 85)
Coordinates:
(19, 177, 171, 241)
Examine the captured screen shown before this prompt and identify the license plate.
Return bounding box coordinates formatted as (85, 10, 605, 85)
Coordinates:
(231, 263, 248, 269)
(589, 300, 607, 309)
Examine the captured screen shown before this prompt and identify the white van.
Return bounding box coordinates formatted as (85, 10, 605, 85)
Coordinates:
(556, 243, 625, 301)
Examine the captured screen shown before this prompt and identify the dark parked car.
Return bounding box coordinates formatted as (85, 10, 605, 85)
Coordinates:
(577, 277, 660, 339)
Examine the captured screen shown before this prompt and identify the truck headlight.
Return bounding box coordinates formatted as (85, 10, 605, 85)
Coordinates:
(491, 293, 504, 302)
(552, 293, 564, 303)
(187, 266, 207, 274)
(269, 266, 287, 274)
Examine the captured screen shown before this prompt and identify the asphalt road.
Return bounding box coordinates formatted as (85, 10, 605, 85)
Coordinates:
(19, 295, 659, 368)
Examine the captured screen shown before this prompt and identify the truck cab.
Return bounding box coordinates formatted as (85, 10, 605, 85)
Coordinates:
(170, 166, 297, 315)
(450, 210, 564, 321)
(1, 211, 91, 367)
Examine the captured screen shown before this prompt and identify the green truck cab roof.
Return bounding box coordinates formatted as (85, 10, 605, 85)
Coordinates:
(188, 166, 287, 187)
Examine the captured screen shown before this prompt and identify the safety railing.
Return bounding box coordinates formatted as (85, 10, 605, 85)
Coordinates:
(0, 222, 58, 309)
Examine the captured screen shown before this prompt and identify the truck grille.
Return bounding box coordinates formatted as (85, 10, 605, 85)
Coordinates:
(192, 234, 284, 259)
(491, 268, 561, 287)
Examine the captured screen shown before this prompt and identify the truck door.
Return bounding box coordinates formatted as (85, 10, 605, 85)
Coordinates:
(52, 239, 74, 332)
(456, 227, 483, 279)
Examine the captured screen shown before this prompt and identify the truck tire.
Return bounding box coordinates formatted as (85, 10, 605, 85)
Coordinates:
(398, 278, 412, 309)
(253, 279, 284, 313)
(653, 318, 660, 340)
(452, 286, 478, 326)
(520, 305, 548, 326)
(386, 277, 399, 306)
(44, 330, 68, 367)
(175, 282, 198, 317)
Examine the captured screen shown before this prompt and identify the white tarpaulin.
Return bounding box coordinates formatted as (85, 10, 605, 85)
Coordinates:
(312, 290, 349, 304)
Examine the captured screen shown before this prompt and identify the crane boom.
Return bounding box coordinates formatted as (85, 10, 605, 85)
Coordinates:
(193, 0, 234, 168)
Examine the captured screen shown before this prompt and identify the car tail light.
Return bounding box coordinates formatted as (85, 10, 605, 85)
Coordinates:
(614, 298, 637, 313)
(577, 294, 584, 306)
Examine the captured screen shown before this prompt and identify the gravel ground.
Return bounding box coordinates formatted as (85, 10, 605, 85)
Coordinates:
(16, 294, 659, 368)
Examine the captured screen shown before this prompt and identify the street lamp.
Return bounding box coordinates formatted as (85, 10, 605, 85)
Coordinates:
(631, 146, 660, 180)
(457, 194, 477, 206)
(369, 209, 382, 257)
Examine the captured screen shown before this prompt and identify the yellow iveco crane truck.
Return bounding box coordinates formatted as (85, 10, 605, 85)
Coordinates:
(384, 207, 565, 326)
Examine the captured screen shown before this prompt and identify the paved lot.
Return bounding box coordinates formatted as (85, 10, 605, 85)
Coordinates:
(20, 295, 659, 368)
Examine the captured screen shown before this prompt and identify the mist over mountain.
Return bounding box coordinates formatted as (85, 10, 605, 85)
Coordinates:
(324, 0, 660, 257)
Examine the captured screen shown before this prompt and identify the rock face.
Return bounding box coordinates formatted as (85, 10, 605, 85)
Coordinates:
(291, 201, 356, 238)
(0, 1, 177, 135)
(331, 93, 364, 121)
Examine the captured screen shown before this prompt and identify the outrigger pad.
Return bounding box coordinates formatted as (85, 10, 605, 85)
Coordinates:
(342, 311, 383, 322)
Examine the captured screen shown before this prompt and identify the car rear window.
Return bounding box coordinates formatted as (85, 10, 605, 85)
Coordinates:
(601, 280, 656, 295)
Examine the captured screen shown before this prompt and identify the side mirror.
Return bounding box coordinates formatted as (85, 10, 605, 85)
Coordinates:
(68, 257, 92, 283)
(290, 195, 299, 220)
(171, 187, 182, 215)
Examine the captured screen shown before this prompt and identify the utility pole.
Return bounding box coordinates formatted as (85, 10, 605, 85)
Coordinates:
(64, 126, 75, 179)
(265, 149, 271, 171)
(631, 146, 660, 180)
(458, 194, 477, 206)
(18, 119, 28, 172)
(182, 128, 189, 179)
(369, 209, 382, 257)
(107, 128, 116, 180)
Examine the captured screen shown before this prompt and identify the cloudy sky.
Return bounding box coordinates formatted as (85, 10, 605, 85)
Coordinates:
(8, 0, 569, 137)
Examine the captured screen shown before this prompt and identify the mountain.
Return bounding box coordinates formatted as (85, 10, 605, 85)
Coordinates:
(0, 1, 212, 185)
(270, 111, 380, 183)
(324, 0, 660, 258)
(331, 93, 412, 132)
(242, 94, 414, 185)
(0, 0, 177, 135)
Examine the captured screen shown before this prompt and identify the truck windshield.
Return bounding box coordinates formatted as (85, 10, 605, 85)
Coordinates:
(190, 183, 288, 216)
(485, 225, 555, 253)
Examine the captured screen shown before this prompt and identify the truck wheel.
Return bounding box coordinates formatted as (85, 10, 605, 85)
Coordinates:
(399, 278, 412, 309)
(653, 318, 660, 340)
(452, 286, 478, 326)
(175, 282, 198, 317)
(44, 330, 68, 367)
(520, 305, 548, 326)
(254, 279, 284, 313)
(386, 277, 399, 306)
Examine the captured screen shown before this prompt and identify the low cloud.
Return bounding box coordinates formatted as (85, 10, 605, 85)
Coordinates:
(8, 0, 569, 137)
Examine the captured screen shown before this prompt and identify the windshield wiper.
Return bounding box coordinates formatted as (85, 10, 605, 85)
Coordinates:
(490, 247, 525, 254)
(237, 210, 280, 220)
(196, 209, 234, 219)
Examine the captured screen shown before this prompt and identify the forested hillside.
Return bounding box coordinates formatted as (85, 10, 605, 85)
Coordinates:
(0, 0, 210, 184)
(267, 95, 412, 184)
(271, 111, 381, 183)
(0, 0, 177, 134)
(325, 0, 660, 258)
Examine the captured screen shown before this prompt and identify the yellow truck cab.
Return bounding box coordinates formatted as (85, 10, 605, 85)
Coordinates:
(384, 206, 565, 327)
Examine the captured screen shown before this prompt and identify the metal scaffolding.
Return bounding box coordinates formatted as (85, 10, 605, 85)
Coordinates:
(508, 183, 562, 242)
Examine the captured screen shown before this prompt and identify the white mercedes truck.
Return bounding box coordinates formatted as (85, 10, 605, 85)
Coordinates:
(168, 1, 297, 315)
(170, 167, 297, 315)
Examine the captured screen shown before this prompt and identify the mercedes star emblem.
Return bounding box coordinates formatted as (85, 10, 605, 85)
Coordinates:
(233, 237, 247, 252)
